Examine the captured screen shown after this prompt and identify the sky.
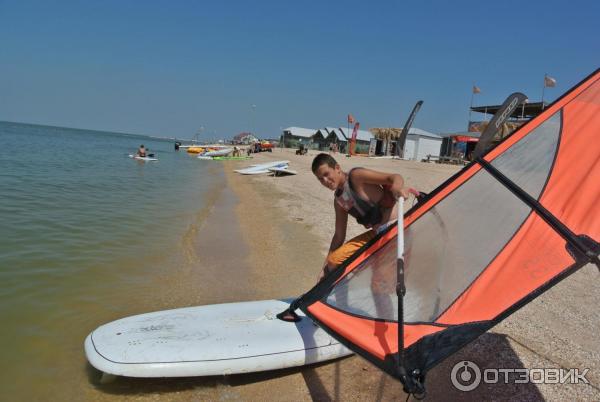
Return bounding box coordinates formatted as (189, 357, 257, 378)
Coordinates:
(1, 0, 599, 140)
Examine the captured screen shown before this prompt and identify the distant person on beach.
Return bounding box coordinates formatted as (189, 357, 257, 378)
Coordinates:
(233, 146, 240, 157)
(137, 145, 147, 157)
(311, 153, 411, 282)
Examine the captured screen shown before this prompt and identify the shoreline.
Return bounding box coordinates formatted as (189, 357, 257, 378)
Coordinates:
(83, 148, 599, 400)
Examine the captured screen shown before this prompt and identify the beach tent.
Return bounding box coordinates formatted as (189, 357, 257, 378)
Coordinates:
(289, 69, 600, 395)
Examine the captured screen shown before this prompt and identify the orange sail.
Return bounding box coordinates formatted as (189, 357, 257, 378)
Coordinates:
(295, 69, 600, 394)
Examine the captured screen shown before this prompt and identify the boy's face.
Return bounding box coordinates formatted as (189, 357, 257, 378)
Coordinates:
(314, 163, 342, 191)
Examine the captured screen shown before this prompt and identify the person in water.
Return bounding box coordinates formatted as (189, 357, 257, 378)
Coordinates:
(312, 153, 412, 281)
(137, 145, 147, 157)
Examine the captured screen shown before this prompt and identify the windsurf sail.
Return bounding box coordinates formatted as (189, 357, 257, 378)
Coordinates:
(396, 100, 423, 159)
(472, 92, 527, 159)
(292, 69, 600, 394)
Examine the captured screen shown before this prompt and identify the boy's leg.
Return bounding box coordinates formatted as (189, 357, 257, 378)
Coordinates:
(323, 230, 375, 309)
(326, 230, 376, 272)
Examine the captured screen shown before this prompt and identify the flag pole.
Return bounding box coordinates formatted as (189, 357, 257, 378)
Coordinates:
(347, 118, 350, 156)
(541, 73, 547, 110)
(469, 84, 475, 124)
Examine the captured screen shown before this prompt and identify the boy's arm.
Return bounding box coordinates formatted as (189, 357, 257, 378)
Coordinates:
(351, 168, 411, 199)
(329, 200, 348, 252)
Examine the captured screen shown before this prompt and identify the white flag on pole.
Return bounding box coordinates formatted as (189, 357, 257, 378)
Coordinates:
(544, 75, 557, 87)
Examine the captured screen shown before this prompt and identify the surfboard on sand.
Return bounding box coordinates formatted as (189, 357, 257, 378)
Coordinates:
(84, 299, 351, 378)
(268, 167, 297, 176)
(234, 160, 289, 175)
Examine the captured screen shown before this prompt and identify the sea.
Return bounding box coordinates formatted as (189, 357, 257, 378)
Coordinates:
(0, 121, 235, 400)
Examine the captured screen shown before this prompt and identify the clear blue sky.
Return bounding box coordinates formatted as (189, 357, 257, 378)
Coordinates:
(1, 0, 599, 140)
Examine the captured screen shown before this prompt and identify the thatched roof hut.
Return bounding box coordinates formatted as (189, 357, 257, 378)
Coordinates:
(369, 127, 403, 140)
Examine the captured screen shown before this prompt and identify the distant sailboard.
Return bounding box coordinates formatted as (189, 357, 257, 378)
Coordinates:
(198, 148, 233, 158)
(268, 167, 297, 176)
(129, 154, 157, 161)
(212, 156, 253, 161)
(235, 160, 290, 175)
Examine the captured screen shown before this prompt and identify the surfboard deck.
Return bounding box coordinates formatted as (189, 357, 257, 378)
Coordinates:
(85, 299, 351, 378)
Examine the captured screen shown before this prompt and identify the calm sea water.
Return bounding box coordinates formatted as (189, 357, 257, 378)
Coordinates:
(0, 122, 226, 399)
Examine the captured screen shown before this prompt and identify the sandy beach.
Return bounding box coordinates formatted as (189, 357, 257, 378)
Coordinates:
(221, 149, 600, 401)
(85, 148, 599, 401)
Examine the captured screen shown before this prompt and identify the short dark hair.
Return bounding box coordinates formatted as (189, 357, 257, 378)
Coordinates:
(311, 153, 337, 173)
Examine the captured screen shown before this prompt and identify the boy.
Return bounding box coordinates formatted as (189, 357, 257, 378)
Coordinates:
(312, 153, 411, 281)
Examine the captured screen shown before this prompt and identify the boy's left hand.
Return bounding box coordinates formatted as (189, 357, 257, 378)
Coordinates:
(399, 187, 412, 199)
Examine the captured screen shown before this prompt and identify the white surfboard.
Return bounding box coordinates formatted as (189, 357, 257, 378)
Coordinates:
(129, 154, 158, 161)
(268, 167, 297, 176)
(84, 299, 351, 378)
(235, 160, 289, 175)
(198, 148, 233, 158)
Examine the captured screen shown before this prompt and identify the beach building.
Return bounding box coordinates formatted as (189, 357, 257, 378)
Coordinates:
(439, 131, 481, 161)
(280, 127, 317, 148)
(369, 127, 442, 160)
(468, 101, 545, 133)
(404, 128, 443, 161)
(433, 98, 542, 162)
(311, 128, 330, 150)
(337, 127, 375, 154)
(325, 127, 348, 153)
(310, 127, 351, 152)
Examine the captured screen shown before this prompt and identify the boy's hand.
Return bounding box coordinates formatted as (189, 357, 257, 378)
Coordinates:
(399, 187, 412, 200)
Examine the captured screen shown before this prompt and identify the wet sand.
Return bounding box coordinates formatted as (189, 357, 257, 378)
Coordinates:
(84, 149, 599, 401)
